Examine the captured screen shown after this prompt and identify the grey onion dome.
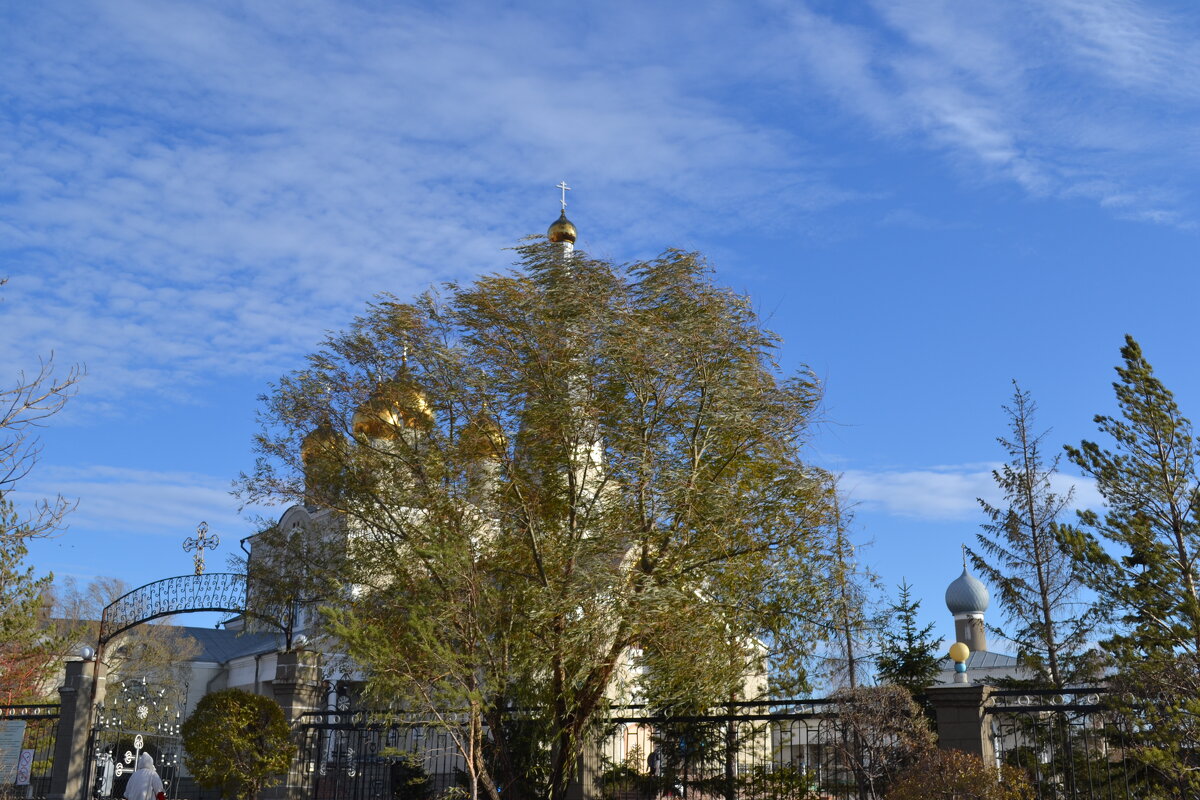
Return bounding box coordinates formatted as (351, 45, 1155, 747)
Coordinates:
(945, 567, 990, 614)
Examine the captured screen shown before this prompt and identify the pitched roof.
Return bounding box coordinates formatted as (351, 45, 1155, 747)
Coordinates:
(963, 650, 1019, 669)
(176, 626, 283, 663)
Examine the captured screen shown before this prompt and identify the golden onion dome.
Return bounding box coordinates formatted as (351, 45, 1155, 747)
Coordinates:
(300, 420, 343, 464)
(547, 210, 577, 244)
(352, 374, 434, 439)
(459, 410, 507, 460)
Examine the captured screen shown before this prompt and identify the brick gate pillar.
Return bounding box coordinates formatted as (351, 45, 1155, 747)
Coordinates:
(264, 650, 323, 800)
(48, 656, 107, 800)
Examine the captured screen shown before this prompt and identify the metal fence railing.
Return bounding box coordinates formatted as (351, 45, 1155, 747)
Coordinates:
(987, 688, 1135, 800)
(0, 704, 61, 800)
(291, 692, 1147, 800)
(587, 701, 854, 800)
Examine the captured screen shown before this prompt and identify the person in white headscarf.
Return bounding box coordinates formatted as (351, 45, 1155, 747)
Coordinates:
(124, 753, 164, 800)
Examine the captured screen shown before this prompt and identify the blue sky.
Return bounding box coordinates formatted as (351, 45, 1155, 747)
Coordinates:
(4, 0, 1200, 648)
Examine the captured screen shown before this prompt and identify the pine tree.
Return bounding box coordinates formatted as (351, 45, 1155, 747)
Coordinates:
(970, 383, 1100, 688)
(1062, 336, 1200, 659)
(875, 581, 941, 695)
(1061, 336, 1200, 795)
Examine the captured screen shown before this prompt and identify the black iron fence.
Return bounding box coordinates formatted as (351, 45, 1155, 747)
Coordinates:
(290, 692, 1148, 800)
(987, 688, 1135, 800)
(0, 704, 61, 800)
(589, 700, 857, 800)
(295, 709, 478, 800)
(294, 701, 887, 800)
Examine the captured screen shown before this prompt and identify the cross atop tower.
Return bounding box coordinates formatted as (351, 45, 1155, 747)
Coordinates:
(183, 521, 220, 576)
(556, 180, 570, 211)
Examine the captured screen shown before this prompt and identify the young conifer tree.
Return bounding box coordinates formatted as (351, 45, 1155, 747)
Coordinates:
(970, 383, 1100, 688)
(874, 581, 941, 695)
(243, 242, 837, 800)
(823, 493, 876, 690)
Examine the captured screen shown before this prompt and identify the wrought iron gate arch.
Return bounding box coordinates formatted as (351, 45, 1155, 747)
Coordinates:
(89, 572, 269, 800)
(98, 573, 253, 646)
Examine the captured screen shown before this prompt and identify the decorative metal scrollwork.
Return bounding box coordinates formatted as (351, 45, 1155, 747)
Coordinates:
(99, 573, 247, 644)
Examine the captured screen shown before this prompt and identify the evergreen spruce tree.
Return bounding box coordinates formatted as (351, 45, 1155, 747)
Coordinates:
(875, 581, 941, 695)
(1061, 336, 1200, 794)
(970, 383, 1100, 688)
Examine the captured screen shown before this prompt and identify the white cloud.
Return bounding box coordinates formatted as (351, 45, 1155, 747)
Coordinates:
(10, 464, 269, 539)
(841, 463, 1102, 522)
(4, 0, 1200, 421)
(775, 0, 1200, 220)
(0, 1, 846, 412)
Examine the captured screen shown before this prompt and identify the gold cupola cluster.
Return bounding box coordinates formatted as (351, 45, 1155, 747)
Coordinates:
(352, 370, 435, 439)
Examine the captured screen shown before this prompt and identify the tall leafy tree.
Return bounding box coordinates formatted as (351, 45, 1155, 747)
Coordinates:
(242, 241, 837, 800)
(0, 279, 81, 700)
(874, 581, 941, 695)
(0, 498, 58, 703)
(970, 383, 1100, 688)
(1060, 336, 1200, 794)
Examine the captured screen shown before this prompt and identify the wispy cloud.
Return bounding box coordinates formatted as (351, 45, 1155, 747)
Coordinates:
(841, 463, 1102, 522)
(4, 0, 1200, 423)
(11, 464, 266, 539)
(776, 0, 1200, 221)
(0, 1, 846, 412)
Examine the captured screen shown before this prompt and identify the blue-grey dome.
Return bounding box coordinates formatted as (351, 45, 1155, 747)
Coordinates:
(945, 568, 990, 614)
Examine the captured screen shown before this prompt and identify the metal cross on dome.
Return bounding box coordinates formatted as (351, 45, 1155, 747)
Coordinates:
(183, 521, 220, 576)
(556, 180, 570, 210)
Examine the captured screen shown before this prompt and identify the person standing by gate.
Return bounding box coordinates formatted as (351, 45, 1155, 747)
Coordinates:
(124, 753, 165, 800)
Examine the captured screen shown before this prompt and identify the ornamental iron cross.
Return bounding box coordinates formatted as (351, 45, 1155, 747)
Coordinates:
(556, 180, 570, 210)
(183, 521, 220, 576)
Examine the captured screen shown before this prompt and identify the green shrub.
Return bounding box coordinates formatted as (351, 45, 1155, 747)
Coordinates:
(181, 689, 296, 800)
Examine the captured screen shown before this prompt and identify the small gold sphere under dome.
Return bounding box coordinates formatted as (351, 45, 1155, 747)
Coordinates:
(352, 374, 434, 439)
(547, 210, 577, 244)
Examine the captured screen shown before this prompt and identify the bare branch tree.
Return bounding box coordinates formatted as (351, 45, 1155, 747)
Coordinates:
(1, 278, 84, 538)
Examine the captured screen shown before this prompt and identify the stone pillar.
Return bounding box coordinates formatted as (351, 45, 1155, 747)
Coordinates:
(926, 684, 995, 764)
(264, 650, 323, 800)
(48, 658, 107, 800)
